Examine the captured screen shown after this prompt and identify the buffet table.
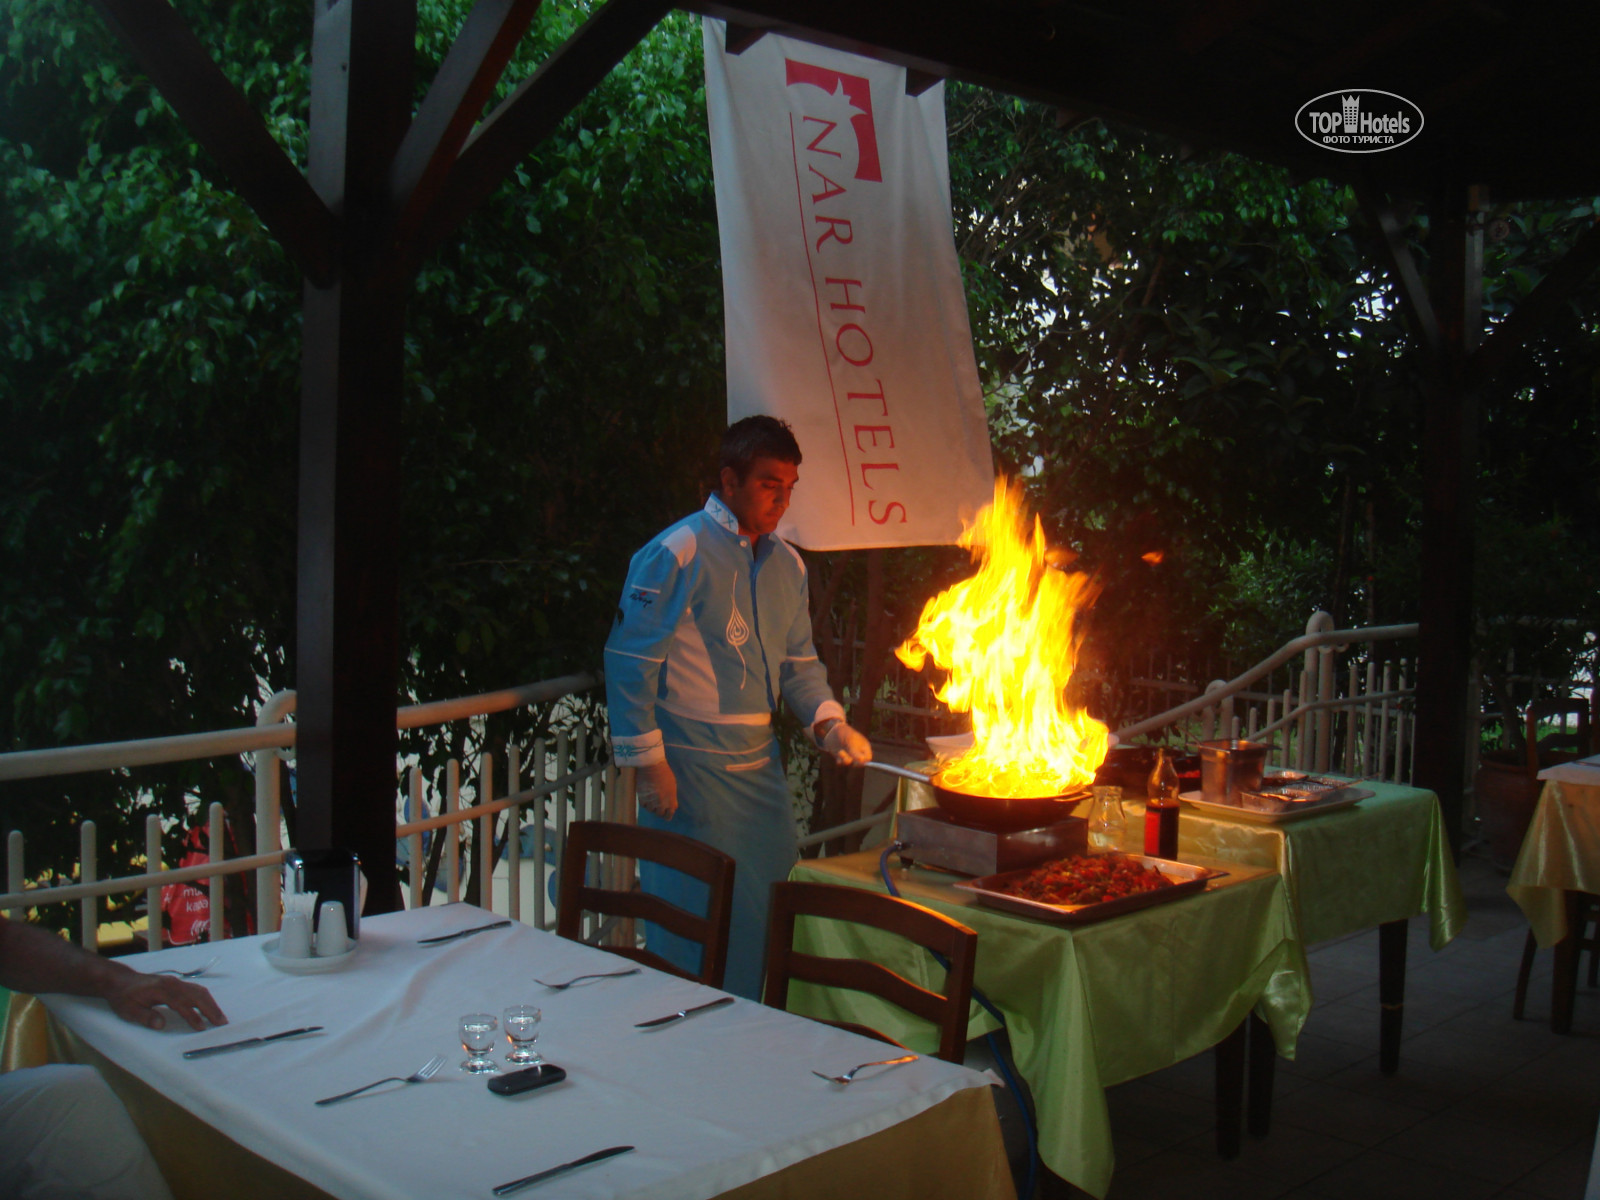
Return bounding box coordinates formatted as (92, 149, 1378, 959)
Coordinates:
(1507, 759, 1600, 1033)
(30, 905, 1013, 1200)
(787, 852, 1310, 1198)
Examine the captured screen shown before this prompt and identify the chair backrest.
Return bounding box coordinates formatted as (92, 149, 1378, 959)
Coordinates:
(556, 821, 735, 988)
(763, 881, 978, 1064)
(1525, 699, 1592, 773)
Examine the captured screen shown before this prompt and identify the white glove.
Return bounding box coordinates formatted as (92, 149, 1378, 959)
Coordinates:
(634, 760, 678, 819)
(821, 720, 873, 766)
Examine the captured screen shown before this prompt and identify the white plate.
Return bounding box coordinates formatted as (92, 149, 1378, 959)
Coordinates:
(262, 937, 357, 974)
(1179, 788, 1372, 824)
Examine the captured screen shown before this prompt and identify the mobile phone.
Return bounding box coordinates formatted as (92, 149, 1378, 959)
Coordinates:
(487, 1064, 567, 1096)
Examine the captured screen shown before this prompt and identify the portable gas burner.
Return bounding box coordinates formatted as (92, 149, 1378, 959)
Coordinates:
(893, 804, 1088, 877)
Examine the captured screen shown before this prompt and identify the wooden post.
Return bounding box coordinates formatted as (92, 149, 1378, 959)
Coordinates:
(1411, 186, 1484, 856)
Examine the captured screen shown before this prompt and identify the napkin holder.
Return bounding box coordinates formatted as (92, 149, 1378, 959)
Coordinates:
(283, 848, 362, 943)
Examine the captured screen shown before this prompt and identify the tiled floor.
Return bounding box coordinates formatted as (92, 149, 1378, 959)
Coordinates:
(1091, 846, 1600, 1199)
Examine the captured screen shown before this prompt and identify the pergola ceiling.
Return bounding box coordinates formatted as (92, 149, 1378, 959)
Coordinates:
(691, 0, 1600, 201)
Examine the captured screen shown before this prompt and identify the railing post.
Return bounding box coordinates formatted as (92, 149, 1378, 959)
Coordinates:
(531, 739, 548, 931)
(1316, 645, 1336, 772)
(80, 821, 97, 952)
(506, 745, 521, 925)
(254, 689, 295, 936)
(478, 752, 495, 915)
(446, 758, 461, 903)
(408, 767, 424, 911)
(208, 803, 224, 943)
(146, 815, 163, 953)
(6, 831, 24, 919)
(553, 731, 572, 897)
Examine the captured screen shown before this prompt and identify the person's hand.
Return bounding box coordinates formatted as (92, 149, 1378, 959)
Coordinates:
(104, 971, 227, 1032)
(636, 759, 679, 820)
(822, 721, 873, 766)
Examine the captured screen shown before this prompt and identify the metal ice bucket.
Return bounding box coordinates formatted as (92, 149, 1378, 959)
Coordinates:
(1197, 739, 1270, 807)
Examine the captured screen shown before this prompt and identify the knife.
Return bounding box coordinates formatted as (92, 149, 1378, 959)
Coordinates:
(634, 995, 735, 1029)
(492, 1145, 634, 1195)
(182, 1026, 324, 1059)
(416, 919, 513, 946)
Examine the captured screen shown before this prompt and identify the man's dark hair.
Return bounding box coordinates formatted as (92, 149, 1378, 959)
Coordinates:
(721, 414, 801, 483)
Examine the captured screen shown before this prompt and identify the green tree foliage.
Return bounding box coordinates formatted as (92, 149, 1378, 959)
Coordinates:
(1, 2, 723, 916)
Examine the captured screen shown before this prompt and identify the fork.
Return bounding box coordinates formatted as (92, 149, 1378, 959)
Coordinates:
(812, 1054, 918, 1085)
(149, 956, 220, 979)
(534, 967, 641, 990)
(314, 1054, 447, 1106)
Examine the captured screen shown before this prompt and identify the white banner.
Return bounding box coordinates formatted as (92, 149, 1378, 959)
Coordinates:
(703, 19, 993, 550)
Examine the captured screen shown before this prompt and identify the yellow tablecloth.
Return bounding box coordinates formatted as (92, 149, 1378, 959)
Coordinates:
(1508, 779, 1600, 947)
(788, 853, 1310, 1198)
(1157, 781, 1467, 948)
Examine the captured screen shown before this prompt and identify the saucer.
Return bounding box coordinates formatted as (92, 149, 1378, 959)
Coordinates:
(263, 937, 357, 974)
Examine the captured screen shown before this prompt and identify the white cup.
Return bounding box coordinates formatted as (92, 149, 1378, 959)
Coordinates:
(316, 901, 349, 956)
(278, 912, 313, 959)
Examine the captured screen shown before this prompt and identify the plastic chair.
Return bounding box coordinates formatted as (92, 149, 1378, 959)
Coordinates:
(556, 821, 735, 988)
(762, 881, 977, 1064)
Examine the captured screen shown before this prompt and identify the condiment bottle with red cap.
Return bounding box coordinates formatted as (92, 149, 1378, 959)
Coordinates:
(1144, 747, 1181, 859)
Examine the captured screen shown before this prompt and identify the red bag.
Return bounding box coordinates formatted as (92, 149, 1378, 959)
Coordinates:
(160, 821, 254, 945)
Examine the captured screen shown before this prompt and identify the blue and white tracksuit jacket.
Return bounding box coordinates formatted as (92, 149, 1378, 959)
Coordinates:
(604, 495, 844, 999)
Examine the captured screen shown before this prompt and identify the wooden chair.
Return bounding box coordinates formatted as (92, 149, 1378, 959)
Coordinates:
(1509, 700, 1596, 1022)
(1522, 698, 1591, 773)
(555, 821, 735, 988)
(763, 881, 977, 1064)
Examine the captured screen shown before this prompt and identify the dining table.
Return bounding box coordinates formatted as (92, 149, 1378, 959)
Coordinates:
(24, 903, 1014, 1200)
(786, 848, 1311, 1199)
(1158, 776, 1466, 1073)
(895, 769, 1466, 1076)
(1507, 754, 1600, 1033)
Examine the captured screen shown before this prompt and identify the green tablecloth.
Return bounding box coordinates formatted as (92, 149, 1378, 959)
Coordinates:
(1152, 781, 1467, 949)
(893, 770, 1465, 950)
(788, 853, 1311, 1199)
(1508, 779, 1600, 947)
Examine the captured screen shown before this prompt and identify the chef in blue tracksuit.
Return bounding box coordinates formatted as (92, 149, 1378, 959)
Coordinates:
(604, 415, 873, 999)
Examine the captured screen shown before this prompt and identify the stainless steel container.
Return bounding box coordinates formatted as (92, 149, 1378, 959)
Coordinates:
(1197, 739, 1270, 807)
(283, 848, 362, 942)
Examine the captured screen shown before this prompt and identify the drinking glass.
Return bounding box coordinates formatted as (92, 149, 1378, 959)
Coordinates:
(459, 1012, 500, 1074)
(1087, 785, 1125, 852)
(504, 1005, 543, 1065)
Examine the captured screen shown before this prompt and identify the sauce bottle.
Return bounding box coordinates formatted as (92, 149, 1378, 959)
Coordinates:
(1144, 747, 1181, 859)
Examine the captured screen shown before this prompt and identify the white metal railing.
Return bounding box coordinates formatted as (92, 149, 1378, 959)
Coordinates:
(1115, 612, 1421, 782)
(0, 674, 647, 954)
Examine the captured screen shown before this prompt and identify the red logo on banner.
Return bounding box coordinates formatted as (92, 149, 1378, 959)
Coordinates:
(784, 60, 882, 182)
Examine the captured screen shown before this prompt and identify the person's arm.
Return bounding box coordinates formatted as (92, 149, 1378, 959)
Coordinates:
(604, 533, 694, 817)
(774, 551, 871, 766)
(0, 919, 226, 1031)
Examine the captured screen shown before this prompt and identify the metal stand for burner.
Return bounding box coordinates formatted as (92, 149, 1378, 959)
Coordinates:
(894, 802, 1088, 877)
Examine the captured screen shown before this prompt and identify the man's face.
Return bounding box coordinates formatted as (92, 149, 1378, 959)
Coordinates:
(719, 456, 799, 538)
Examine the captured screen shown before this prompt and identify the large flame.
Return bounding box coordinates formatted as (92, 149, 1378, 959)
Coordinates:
(896, 477, 1109, 798)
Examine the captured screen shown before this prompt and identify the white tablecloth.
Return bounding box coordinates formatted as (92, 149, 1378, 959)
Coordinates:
(42, 905, 994, 1200)
(1538, 753, 1600, 785)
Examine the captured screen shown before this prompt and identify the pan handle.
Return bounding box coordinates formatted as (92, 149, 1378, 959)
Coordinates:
(863, 761, 935, 784)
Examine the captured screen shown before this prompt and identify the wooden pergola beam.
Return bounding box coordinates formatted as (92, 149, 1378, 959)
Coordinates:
(412, 0, 672, 263)
(89, 0, 338, 284)
(390, 0, 546, 253)
(1472, 217, 1600, 386)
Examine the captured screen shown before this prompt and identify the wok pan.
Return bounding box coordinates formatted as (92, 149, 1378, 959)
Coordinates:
(866, 761, 1088, 832)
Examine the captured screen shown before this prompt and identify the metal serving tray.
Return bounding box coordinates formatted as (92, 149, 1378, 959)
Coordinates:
(1180, 784, 1373, 824)
(953, 853, 1225, 925)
